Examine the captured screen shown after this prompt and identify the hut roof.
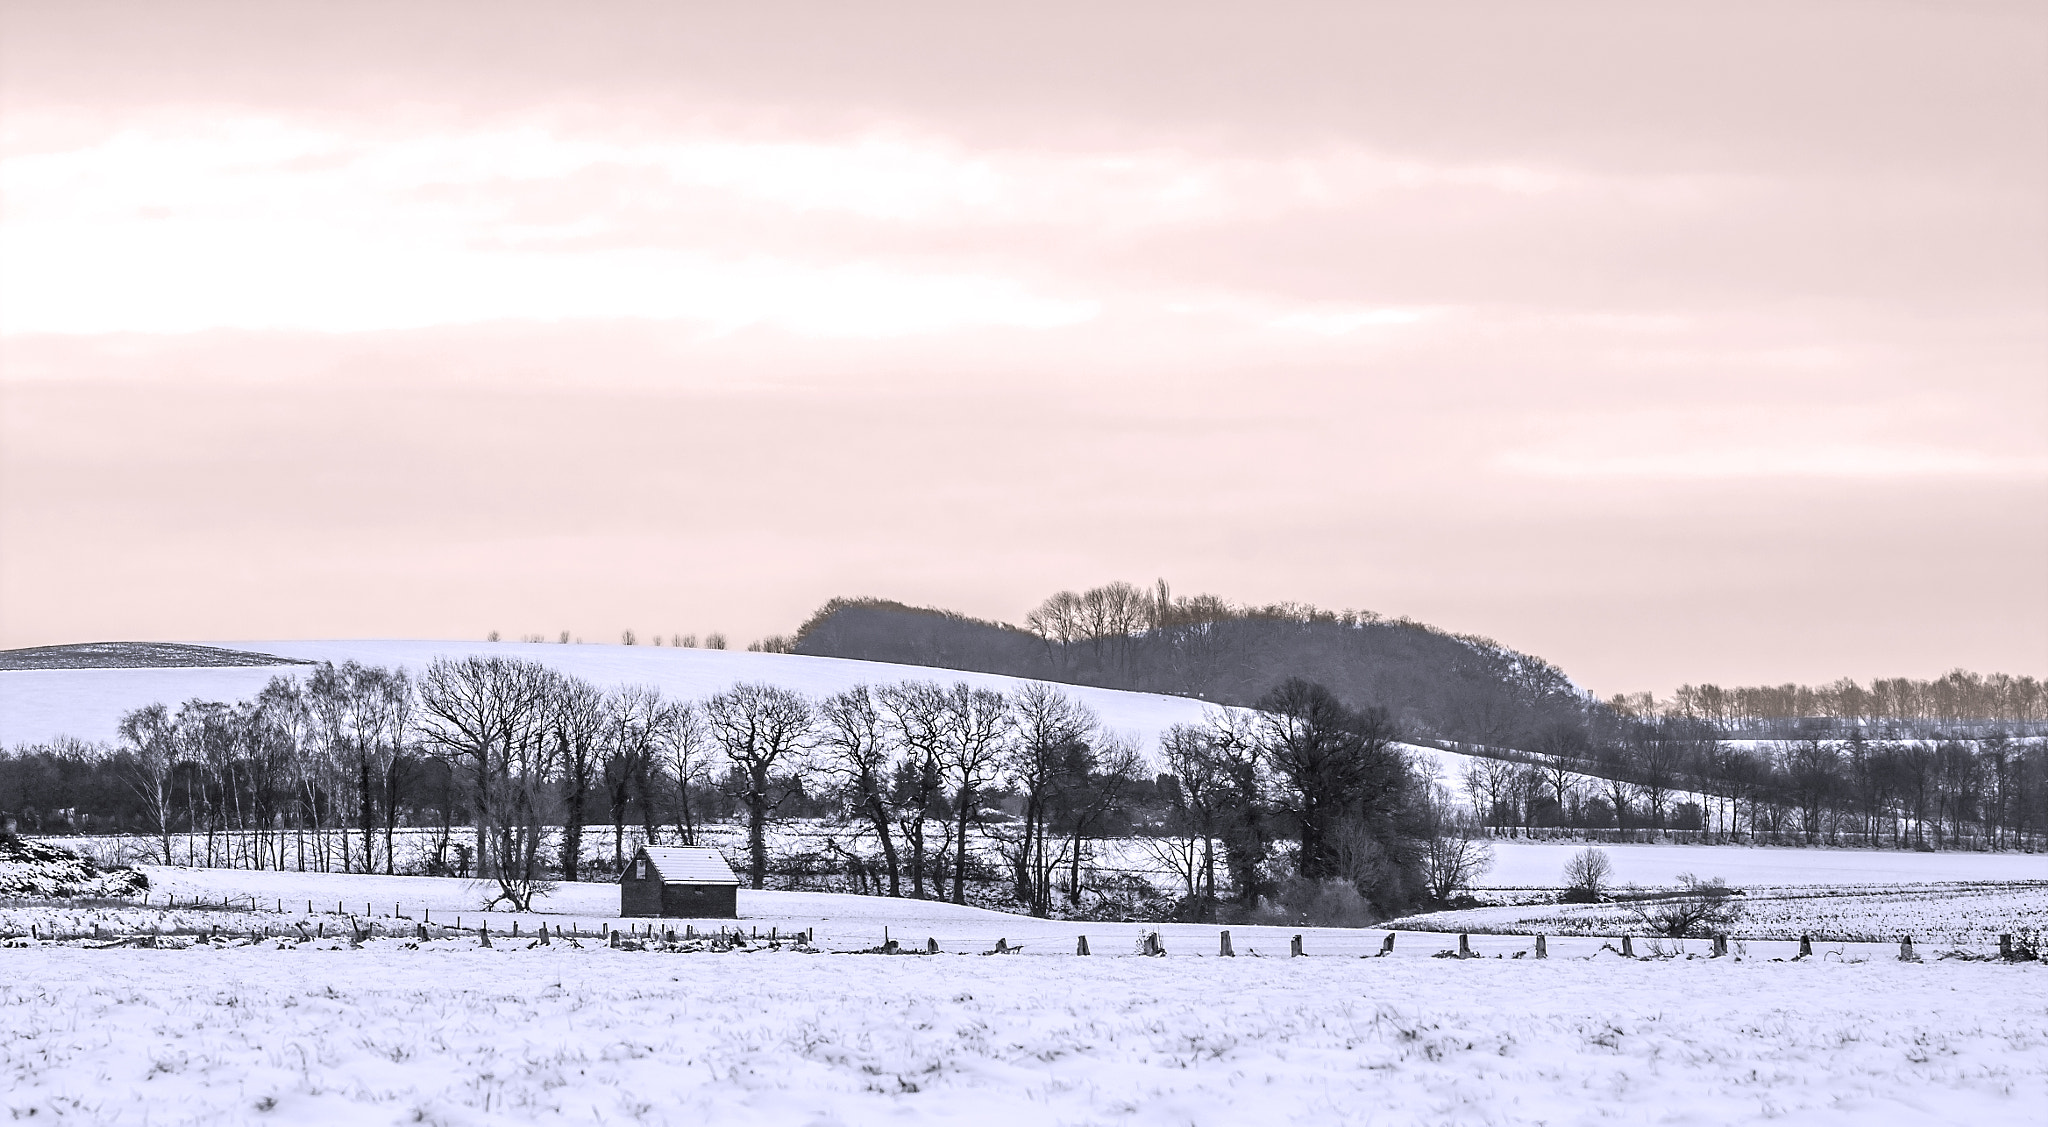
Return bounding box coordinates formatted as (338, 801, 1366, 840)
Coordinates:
(637, 846, 740, 885)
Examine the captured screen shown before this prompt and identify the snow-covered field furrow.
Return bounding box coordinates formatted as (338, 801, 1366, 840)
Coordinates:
(1388, 882, 2048, 946)
(1470, 840, 2048, 887)
(2, 944, 2042, 1126)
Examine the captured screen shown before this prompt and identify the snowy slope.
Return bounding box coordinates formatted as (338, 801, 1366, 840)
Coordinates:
(0, 638, 1223, 751)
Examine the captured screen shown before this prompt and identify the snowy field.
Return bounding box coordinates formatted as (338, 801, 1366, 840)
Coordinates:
(3, 940, 2044, 1126)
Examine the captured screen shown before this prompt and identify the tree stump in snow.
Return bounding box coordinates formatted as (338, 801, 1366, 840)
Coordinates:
(1711, 934, 1728, 958)
(1220, 930, 1234, 957)
(1900, 935, 1915, 961)
(1289, 934, 1304, 958)
(1621, 935, 1635, 958)
(2000, 934, 2014, 961)
(1798, 935, 1812, 958)
(417, 923, 428, 941)
(1457, 934, 1472, 958)
(1380, 933, 1395, 956)
(1076, 935, 1090, 955)
(1535, 935, 1548, 959)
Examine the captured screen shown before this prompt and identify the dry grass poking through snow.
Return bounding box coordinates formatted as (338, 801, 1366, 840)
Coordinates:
(1, 945, 2044, 1126)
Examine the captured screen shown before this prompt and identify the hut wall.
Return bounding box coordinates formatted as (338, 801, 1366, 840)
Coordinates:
(660, 883, 738, 919)
(620, 871, 665, 918)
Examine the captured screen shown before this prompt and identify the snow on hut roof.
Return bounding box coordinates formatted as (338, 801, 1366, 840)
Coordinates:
(638, 846, 741, 885)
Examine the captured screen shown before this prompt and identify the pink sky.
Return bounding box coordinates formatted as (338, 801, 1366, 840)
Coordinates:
(2, 1, 2043, 696)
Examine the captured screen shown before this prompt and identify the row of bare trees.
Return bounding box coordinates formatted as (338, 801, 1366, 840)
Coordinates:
(16, 657, 1462, 919)
(1449, 718, 2048, 850)
(1621, 670, 2048, 731)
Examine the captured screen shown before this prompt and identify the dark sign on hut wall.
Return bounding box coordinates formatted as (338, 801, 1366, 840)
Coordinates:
(620, 846, 741, 918)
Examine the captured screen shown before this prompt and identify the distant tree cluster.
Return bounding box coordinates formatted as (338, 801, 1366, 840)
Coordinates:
(1624, 670, 2048, 732)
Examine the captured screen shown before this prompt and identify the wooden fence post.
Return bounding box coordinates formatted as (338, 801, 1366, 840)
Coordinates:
(1289, 934, 1303, 958)
(1219, 930, 1234, 957)
(480, 924, 491, 948)
(1621, 935, 1635, 958)
(1076, 935, 1090, 955)
(1535, 935, 1548, 959)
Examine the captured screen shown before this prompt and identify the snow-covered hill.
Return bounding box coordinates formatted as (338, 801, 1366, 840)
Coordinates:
(0, 638, 1222, 751)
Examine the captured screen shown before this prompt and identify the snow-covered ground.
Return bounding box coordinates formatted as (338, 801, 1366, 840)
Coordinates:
(5, 864, 2015, 962)
(2, 939, 2042, 1126)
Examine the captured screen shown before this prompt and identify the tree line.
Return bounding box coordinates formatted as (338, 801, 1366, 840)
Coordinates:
(1443, 715, 2048, 851)
(1, 658, 1458, 921)
(1621, 669, 2047, 733)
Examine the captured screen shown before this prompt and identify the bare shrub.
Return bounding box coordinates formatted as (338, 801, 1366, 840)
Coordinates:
(1251, 877, 1378, 928)
(1562, 847, 1613, 903)
(1620, 873, 1745, 938)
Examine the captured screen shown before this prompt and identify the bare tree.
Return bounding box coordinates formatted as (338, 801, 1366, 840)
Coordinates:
(602, 685, 672, 871)
(659, 701, 714, 845)
(1416, 778, 1493, 903)
(1004, 683, 1097, 916)
(938, 683, 1009, 904)
(116, 703, 179, 864)
(817, 685, 902, 896)
(878, 681, 948, 899)
(415, 655, 552, 894)
(703, 682, 813, 888)
(1562, 846, 1613, 901)
(1158, 719, 1230, 917)
(548, 676, 608, 881)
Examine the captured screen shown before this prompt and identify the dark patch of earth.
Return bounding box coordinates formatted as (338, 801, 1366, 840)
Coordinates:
(0, 642, 312, 671)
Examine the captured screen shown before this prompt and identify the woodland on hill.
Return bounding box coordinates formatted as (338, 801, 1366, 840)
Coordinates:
(791, 581, 2047, 743)
(791, 583, 1590, 752)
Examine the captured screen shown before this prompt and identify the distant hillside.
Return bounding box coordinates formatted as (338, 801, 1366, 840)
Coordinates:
(792, 585, 1593, 750)
(0, 642, 311, 671)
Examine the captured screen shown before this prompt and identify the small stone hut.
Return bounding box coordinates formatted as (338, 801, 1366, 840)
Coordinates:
(620, 846, 740, 918)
